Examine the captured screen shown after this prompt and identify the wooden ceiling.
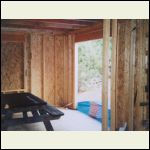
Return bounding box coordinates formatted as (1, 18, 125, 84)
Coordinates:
(1, 19, 102, 32)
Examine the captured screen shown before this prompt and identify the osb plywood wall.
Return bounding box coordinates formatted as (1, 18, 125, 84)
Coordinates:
(115, 20, 149, 131)
(1, 31, 75, 108)
(1, 42, 24, 91)
(30, 34, 43, 98)
(30, 33, 75, 107)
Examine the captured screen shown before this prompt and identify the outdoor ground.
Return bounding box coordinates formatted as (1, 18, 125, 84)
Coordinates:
(76, 79, 111, 109)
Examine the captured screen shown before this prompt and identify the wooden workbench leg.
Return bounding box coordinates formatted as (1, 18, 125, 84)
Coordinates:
(1, 112, 13, 131)
(39, 110, 54, 131)
(1, 123, 8, 131)
(43, 120, 54, 131)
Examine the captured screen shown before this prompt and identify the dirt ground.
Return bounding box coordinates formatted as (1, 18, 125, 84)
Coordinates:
(77, 79, 111, 109)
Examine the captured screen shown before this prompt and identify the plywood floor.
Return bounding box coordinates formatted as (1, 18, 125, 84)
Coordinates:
(8, 108, 102, 131)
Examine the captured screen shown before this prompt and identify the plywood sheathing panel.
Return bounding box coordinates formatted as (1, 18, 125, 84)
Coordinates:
(1, 31, 75, 108)
(54, 35, 65, 106)
(30, 33, 43, 98)
(43, 35, 55, 105)
(25, 34, 31, 92)
(1, 42, 24, 91)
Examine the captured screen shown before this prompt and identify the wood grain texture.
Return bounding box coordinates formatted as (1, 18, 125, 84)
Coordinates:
(115, 20, 149, 131)
(63, 35, 69, 105)
(75, 30, 102, 42)
(134, 20, 145, 130)
(1, 32, 25, 42)
(124, 20, 131, 128)
(128, 20, 136, 130)
(111, 20, 117, 131)
(25, 34, 31, 92)
(134, 20, 149, 130)
(54, 35, 64, 106)
(30, 33, 43, 98)
(68, 34, 75, 108)
(145, 20, 149, 126)
(116, 23, 126, 129)
(43, 35, 55, 105)
(142, 20, 149, 128)
(102, 20, 110, 131)
(1, 42, 24, 91)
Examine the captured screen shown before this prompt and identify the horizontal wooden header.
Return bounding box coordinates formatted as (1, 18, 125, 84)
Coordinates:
(75, 30, 103, 42)
(71, 22, 103, 42)
(1, 32, 25, 42)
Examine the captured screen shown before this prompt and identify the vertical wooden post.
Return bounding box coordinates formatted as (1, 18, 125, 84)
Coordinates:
(24, 38, 27, 92)
(111, 19, 117, 131)
(68, 34, 75, 109)
(128, 20, 136, 130)
(134, 20, 144, 130)
(102, 19, 110, 131)
(41, 34, 44, 99)
(72, 35, 75, 109)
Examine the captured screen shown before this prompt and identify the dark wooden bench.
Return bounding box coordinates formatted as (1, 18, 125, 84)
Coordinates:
(1, 92, 64, 131)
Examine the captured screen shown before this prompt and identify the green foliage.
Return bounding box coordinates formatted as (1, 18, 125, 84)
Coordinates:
(78, 38, 112, 92)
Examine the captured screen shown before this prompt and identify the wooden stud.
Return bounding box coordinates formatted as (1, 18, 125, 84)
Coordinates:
(134, 20, 144, 130)
(68, 34, 75, 109)
(124, 20, 131, 129)
(115, 23, 126, 129)
(43, 35, 55, 105)
(128, 20, 136, 130)
(54, 35, 64, 106)
(102, 19, 110, 131)
(72, 35, 75, 109)
(111, 20, 117, 131)
(142, 20, 149, 130)
(24, 37, 27, 92)
(63, 35, 69, 105)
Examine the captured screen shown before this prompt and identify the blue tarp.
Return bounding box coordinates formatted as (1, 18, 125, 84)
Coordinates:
(77, 101, 111, 127)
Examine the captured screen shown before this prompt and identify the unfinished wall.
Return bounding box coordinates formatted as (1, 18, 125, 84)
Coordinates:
(30, 33, 75, 106)
(43, 35, 55, 105)
(1, 33, 25, 91)
(30, 33, 43, 98)
(134, 20, 149, 131)
(1, 31, 75, 108)
(115, 20, 149, 131)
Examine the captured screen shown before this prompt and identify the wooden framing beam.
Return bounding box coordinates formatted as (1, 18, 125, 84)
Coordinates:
(134, 20, 145, 130)
(111, 20, 117, 131)
(1, 89, 25, 94)
(70, 22, 103, 34)
(1, 32, 25, 42)
(128, 20, 136, 130)
(102, 19, 110, 131)
(75, 30, 103, 42)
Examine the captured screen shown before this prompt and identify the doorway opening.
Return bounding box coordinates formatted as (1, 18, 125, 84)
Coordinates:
(75, 38, 112, 129)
